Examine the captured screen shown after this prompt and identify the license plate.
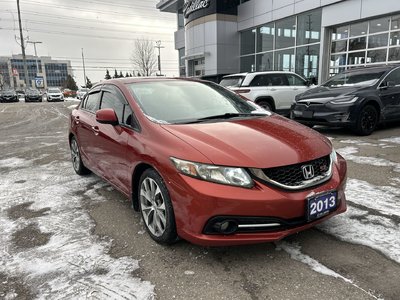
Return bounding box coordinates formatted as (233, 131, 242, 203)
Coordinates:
(302, 111, 313, 118)
(307, 191, 337, 221)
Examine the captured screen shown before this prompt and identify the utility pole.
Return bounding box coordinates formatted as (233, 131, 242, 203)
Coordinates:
(81, 48, 87, 87)
(27, 40, 42, 76)
(155, 40, 164, 76)
(16, 0, 29, 88)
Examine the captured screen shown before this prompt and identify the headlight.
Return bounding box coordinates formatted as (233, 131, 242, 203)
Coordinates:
(170, 157, 254, 188)
(330, 149, 338, 165)
(329, 96, 358, 105)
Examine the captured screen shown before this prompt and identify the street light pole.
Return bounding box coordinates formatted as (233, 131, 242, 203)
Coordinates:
(81, 48, 87, 87)
(16, 0, 29, 88)
(27, 40, 42, 76)
(155, 40, 164, 76)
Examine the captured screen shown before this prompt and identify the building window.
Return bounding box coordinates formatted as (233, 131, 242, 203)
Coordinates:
(330, 14, 400, 76)
(239, 8, 321, 81)
(188, 57, 204, 77)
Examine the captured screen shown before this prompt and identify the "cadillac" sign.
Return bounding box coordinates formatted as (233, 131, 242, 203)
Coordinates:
(183, 0, 210, 18)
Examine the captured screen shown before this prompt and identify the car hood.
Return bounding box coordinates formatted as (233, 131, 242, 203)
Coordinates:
(297, 85, 372, 102)
(161, 115, 331, 168)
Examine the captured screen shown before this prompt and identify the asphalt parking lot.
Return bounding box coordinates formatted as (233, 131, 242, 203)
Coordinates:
(1, 100, 399, 299)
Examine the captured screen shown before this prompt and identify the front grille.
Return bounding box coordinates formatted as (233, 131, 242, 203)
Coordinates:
(251, 155, 332, 190)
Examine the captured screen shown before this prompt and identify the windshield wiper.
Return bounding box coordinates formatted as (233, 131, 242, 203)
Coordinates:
(182, 112, 268, 124)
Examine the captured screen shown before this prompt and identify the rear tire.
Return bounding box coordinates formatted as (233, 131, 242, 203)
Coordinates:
(353, 105, 378, 136)
(138, 169, 178, 245)
(70, 136, 91, 175)
(257, 100, 274, 112)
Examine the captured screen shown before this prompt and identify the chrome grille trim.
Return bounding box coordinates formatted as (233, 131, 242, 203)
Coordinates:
(250, 156, 333, 190)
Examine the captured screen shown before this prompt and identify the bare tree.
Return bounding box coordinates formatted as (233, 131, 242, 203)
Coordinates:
(131, 39, 157, 76)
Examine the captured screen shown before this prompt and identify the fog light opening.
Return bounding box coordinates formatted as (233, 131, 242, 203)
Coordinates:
(213, 220, 238, 234)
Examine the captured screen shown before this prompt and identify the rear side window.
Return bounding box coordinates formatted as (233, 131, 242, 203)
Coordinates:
(84, 92, 101, 112)
(220, 76, 244, 87)
(249, 75, 270, 86)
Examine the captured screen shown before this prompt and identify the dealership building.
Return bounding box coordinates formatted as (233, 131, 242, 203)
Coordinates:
(157, 0, 400, 83)
(0, 55, 72, 90)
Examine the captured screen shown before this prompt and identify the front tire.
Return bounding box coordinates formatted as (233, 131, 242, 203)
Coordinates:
(70, 136, 91, 175)
(353, 105, 378, 136)
(139, 169, 178, 245)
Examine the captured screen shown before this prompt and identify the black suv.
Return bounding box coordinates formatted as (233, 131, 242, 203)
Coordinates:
(290, 65, 400, 135)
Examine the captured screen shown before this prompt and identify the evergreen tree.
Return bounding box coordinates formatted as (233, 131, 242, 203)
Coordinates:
(86, 76, 93, 88)
(130, 73, 133, 77)
(105, 69, 111, 80)
(125, 72, 129, 77)
(62, 75, 78, 91)
(113, 69, 118, 78)
(119, 71, 124, 78)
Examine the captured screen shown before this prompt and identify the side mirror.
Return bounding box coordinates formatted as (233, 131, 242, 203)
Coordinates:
(96, 108, 119, 126)
(381, 81, 396, 89)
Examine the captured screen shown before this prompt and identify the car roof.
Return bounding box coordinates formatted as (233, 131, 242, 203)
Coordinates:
(342, 64, 400, 74)
(222, 71, 300, 79)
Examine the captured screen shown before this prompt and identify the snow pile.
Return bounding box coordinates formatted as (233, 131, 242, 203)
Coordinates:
(0, 160, 154, 299)
(379, 137, 400, 145)
(318, 179, 400, 264)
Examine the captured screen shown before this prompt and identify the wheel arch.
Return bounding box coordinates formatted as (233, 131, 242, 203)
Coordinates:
(131, 163, 153, 211)
(255, 96, 276, 111)
(360, 98, 381, 122)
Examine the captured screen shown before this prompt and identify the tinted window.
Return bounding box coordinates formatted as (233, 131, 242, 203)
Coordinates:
(286, 74, 307, 86)
(384, 68, 400, 85)
(101, 85, 136, 128)
(249, 75, 270, 86)
(84, 92, 101, 112)
(323, 69, 386, 87)
(101, 91, 125, 123)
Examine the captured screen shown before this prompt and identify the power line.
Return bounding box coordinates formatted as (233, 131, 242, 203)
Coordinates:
(0, 11, 176, 30)
(1, 28, 174, 43)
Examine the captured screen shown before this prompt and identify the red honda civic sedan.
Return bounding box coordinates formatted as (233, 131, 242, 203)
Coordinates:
(69, 78, 347, 246)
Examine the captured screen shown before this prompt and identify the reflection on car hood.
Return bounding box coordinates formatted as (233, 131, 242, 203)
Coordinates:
(161, 115, 331, 168)
(297, 85, 372, 101)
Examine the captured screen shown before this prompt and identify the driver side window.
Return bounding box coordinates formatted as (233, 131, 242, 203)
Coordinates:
(384, 68, 400, 86)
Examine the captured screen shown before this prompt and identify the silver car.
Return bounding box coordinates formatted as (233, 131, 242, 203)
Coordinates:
(46, 88, 64, 102)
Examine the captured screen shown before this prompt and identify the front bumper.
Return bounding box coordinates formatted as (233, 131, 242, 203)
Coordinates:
(167, 155, 347, 246)
(290, 102, 357, 127)
(0, 96, 18, 102)
(25, 96, 41, 102)
(47, 96, 64, 102)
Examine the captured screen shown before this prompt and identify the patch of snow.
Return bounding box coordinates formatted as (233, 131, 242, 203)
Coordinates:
(379, 137, 400, 145)
(339, 139, 378, 147)
(0, 161, 154, 299)
(318, 179, 400, 264)
(276, 241, 381, 299)
(0, 158, 31, 169)
(184, 270, 195, 275)
(337, 146, 400, 172)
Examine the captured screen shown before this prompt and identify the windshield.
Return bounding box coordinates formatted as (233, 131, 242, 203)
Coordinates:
(323, 70, 386, 87)
(219, 76, 245, 88)
(128, 80, 268, 124)
(48, 88, 61, 93)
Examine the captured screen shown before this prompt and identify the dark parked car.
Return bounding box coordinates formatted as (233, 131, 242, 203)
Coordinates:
(0, 89, 18, 102)
(69, 78, 347, 246)
(291, 64, 400, 135)
(25, 88, 42, 102)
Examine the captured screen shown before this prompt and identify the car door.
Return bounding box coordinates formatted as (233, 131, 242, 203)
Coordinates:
(92, 84, 136, 195)
(379, 67, 400, 120)
(285, 73, 310, 105)
(75, 87, 102, 173)
(264, 73, 295, 111)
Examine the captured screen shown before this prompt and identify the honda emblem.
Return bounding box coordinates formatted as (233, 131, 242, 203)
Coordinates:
(301, 165, 314, 180)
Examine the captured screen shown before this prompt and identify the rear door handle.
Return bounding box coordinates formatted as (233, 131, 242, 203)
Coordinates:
(74, 116, 80, 124)
(91, 126, 100, 135)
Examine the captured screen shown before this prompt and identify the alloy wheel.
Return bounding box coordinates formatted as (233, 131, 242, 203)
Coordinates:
(70, 138, 80, 172)
(360, 106, 378, 133)
(140, 177, 167, 237)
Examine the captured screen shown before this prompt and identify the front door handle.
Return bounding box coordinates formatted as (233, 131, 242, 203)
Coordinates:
(74, 116, 80, 125)
(91, 126, 100, 135)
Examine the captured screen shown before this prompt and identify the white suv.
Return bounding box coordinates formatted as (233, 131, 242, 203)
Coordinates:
(220, 71, 312, 115)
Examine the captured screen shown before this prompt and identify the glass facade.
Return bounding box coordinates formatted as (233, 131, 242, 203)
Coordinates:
(330, 14, 400, 76)
(45, 63, 69, 87)
(240, 9, 321, 81)
(10, 59, 42, 85)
